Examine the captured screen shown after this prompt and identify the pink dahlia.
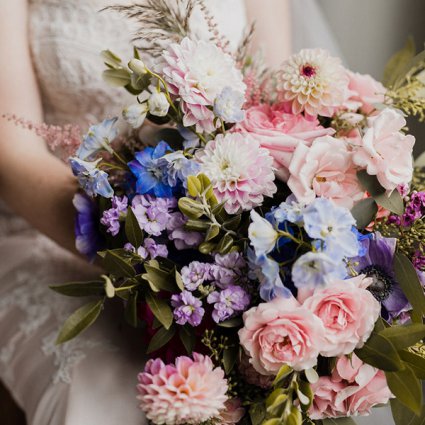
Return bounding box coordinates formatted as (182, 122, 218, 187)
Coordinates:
(137, 354, 228, 425)
(161, 37, 246, 133)
(278, 48, 349, 117)
(197, 132, 277, 214)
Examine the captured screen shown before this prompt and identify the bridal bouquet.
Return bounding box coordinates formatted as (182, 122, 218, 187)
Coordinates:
(50, 2, 425, 424)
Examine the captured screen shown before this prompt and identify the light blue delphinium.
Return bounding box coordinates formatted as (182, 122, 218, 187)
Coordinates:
(302, 198, 359, 259)
(273, 194, 306, 225)
(70, 157, 114, 198)
(76, 117, 118, 160)
(213, 86, 245, 123)
(291, 251, 347, 289)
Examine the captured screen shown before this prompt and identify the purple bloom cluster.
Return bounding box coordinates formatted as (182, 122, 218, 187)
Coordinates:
(181, 261, 213, 291)
(171, 290, 205, 326)
(388, 191, 425, 227)
(100, 195, 128, 236)
(207, 285, 250, 323)
(132, 195, 176, 236)
(167, 212, 203, 250)
(413, 251, 425, 271)
(124, 238, 168, 260)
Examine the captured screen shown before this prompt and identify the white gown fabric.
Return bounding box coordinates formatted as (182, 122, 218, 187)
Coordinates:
(0, 1, 393, 424)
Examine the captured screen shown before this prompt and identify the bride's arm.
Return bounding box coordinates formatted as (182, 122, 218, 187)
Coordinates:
(245, 0, 292, 67)
(0, 0, 78, 253)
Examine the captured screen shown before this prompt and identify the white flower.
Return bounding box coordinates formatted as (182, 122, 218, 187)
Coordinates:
(278, 48, 349, 116)
(248, 210, 279, 255)
(128, 58, 147, 75)
(123, 103, 148, 128)
(148, 91, 169, 117)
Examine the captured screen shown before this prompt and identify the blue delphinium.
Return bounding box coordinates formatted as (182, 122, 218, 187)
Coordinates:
(272, 194, 306, 225)
(70, 157, 114, 198)
(213, 86, 245, 123)
(73, 193, 103, 261)
(76, 117, 118, 160)
(128, 141, 174, 197)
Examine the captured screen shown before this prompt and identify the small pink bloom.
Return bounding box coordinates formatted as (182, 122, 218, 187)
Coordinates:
(137, 353, 228, 425)
(238, 296, 325, 374)
(217, 399, 246, 424)
(346, 71, 386, 114)
(288, 135, 364, 208)
(236, 103, 334, 181)
(352, 108, 415, 191)
(302, 275, 381, 357)
(309, 355, 393, 419)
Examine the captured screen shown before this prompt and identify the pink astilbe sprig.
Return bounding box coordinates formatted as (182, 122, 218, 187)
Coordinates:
(3, 113, 82, 160)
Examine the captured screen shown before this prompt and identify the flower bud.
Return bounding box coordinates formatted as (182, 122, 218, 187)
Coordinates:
(128, 58, 147, 75)
(148, 92, 170, 117)
(122, 103, 148, 128)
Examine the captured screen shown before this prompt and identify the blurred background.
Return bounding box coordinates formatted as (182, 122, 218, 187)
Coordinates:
(320, 0, 425, 157)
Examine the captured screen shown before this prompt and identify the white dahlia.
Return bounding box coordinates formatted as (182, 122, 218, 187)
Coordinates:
(197, 132, 276, 214)
(278, 48, 349, 117)
(161, 37, 246, 133)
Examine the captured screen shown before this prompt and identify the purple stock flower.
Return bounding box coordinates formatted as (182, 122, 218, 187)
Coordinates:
(171, 291, 205, 326)
(73, 193, 103, 261)
(389, 191, 425, 227)
(413, 251, 425, 271)
(353, 233, 410, 322)
(210, 252, 247, 289)
(100, 195, 128, 236)
(167, 212, 203, 250)
(124, 238, 168, 260)
(207, 285, 250, 323)
(181, 261, 212, 291)
(131, 194, 176, 236)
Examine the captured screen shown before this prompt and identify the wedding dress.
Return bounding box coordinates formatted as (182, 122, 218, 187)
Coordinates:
(0, 1, 395, 424)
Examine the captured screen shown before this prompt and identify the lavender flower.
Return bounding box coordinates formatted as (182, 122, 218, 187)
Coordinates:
(213, 86, 245, 123)
(273, 194, 306, 225)
(167, 212, 203, 250)
(100, 195, 128, 236)
(171, 291, 205, 327)
(210, 252, 247, 289)
(181, 261, 212, 291)
(389, 191, 425, 227)
(207, 285, 250, 323)
(125, 238, 168, 260)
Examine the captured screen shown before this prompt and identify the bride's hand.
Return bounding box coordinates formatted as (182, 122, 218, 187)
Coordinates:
(0, 0, 78, 254)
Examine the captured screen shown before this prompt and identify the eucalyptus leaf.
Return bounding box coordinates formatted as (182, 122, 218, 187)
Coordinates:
(125, 291, 138, 327)
(205, 224, 220, 242)
(178, 197, 205, 219)
(355, 332, 403, 371)
(143, 262, 176, 292)
(179, 326, 195, 354)
(50, 280, 105, 297)
(198, 241, 216, 255)
(198, 173, 211, 191)
(400, 350, 425, 379)
(391, 397, 425, 425)
(262, 419, 281, 425)
(215, 233, 234, 254)
(56, 300, 103, 344)
(102, 68, 131, 87)
(145, 291, 173, 330)
(187, 175, 202, 197)
(147, 325, 176, 354)
(286, 405, 302, 425)
(379, 324, 425, 350)
(125, 207, 143, 249)
(386, 364, 423, 415)
(249, 402, 266, 425)
(394, 252, 425, 316)
(184, 219, 210, 232)
(223, 345, 239, 374)
(103, 250, 136, 278)
(350, 198, 378, 229)
(273, 364, 293, 386)
(217, 316, 243, 328)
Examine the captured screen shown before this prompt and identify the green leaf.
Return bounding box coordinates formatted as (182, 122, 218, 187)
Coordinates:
(217, 316, 243, 328)
(143, 262, 176, 292)
(175, 270, 185, 291)
(223, 215, 242, 231)
(273, 364, 293, 386)
(187, 175, 202, 197)
(357, 170, 404, 215)
(394, 252, 425, 316)
(198, 173, 211, 191)
(101, 49, 122, 68)
(391, 397, 425, 425)
(56, 300, 103, 344)
(249, 402, 266, 425)
(205, 224, 220, 242)
(124, 291, 138, 327)
(103, 250, 136, 278)
(50, 280, 105, 297)
(198, 241, 216, 255)
(383, 37, 416, 88)
(400, 350, 425, 379)
(223, 345, 239, 374)
(262, 419, 281, 425)
(184, 219, 210, 232)
(147, 326, 176, 354)
(322, 418, 358, 425)
(215, 233, 234, 254)
(386, 364, 423, 415)
(350, 198, 378, 229)
(355, 332, 403, 371)
(286, 405, 302, 425)
(145, 291, 173, 330)
(125, 207, 143, 249)
(179, 326, 195, 354)
(103, 275, 115, 298)
(178, 197, 205, 219)
(102, 68, 131, 87)
(379, 324, 425, 350)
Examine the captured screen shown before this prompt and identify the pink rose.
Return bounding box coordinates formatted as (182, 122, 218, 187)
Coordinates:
(302, 275, 381, 357)
(309, 355, 393, 419)
(352, 108, 415, 191)
(287, 135, 364, 208)
(346, 71, 386, 114)
(238, 296, 325, 374)
(236, 103, 334, 181)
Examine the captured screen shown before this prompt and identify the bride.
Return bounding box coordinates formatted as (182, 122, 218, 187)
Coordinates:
(0, 1, 395, 424)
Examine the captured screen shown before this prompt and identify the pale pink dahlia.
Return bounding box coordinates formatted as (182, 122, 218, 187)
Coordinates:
(161, 37, 246, 133)
(137, 354, 228, 425)
(278, 48, 349, 117)
(197, 133, 277, 214)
